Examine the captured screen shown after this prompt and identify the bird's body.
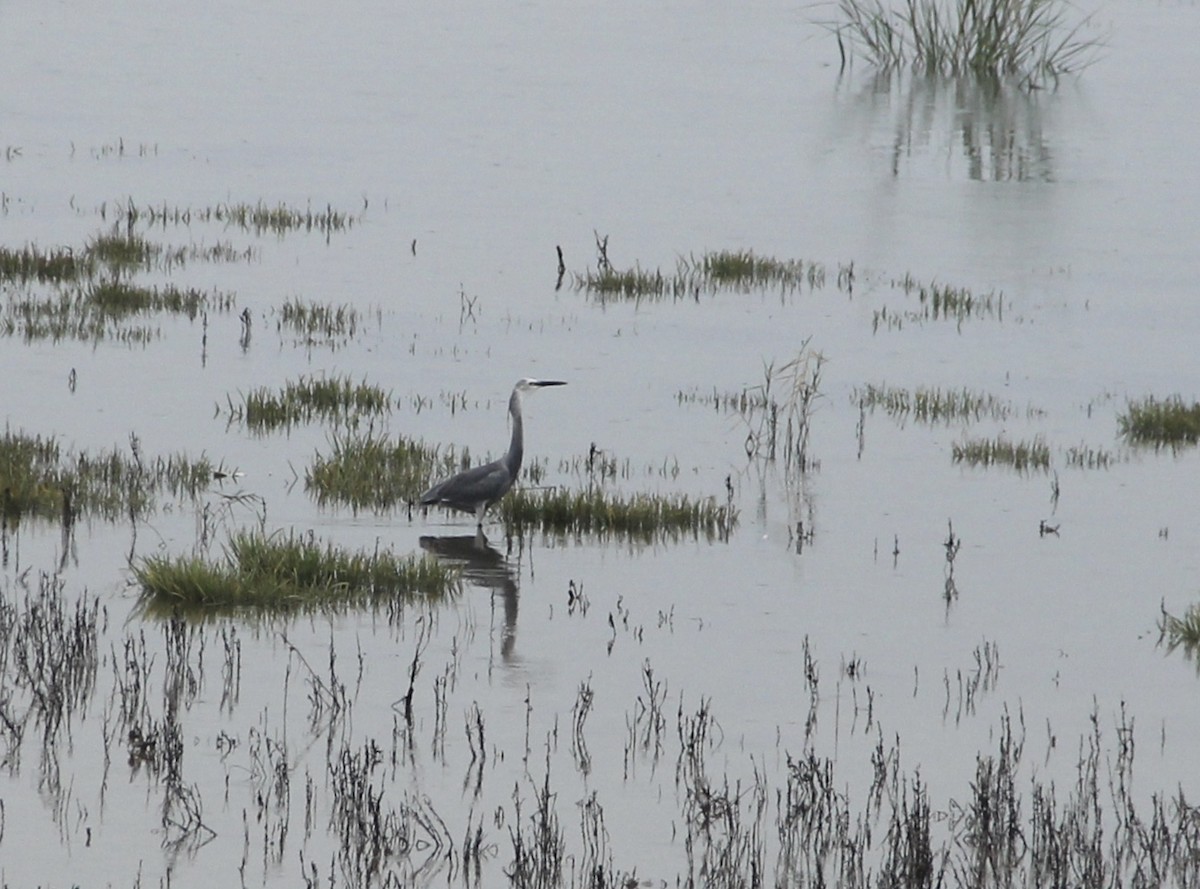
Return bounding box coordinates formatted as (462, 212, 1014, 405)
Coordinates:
(420, 378, 565, 526)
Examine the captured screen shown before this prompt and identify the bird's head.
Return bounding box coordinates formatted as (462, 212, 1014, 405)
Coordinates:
(515, 378, 567, 392)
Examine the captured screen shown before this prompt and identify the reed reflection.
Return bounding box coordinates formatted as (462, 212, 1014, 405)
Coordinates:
(840, 71, 1058, 182)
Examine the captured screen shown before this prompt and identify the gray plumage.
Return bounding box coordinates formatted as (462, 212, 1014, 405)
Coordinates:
(420, 378, 566, 525)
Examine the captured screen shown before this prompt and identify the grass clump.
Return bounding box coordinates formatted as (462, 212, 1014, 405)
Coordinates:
(692, 249, 827, 291)
(952, 435, 1050, 471)
(500, 487, 736, 542)
(1118, 396, 1200, 448)
(0, 245, 90, 283)
(0, 428, 220, 526)
(133, 530, 458, 611)
(1161, 603, 1200, 666)
(1064, 443, 1116, 469)
(572, 244, 847, 303)
(223, 375, 392, 433)
(306, 432, 461, 513)
(277, 297, 361, 342)
(873, 275, 1004, 332)
(574, 265, 680, 300)
(2, 283, 233, 343)
(825, 0, 1100, 84)
(679, 345, 825, 470)
(855, 383, 1018, 424)
(86, 280, 231, 319)
(900, 274, 1002, 322)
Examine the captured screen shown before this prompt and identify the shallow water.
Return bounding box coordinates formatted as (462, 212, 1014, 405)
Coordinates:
(3, 0, 1200, 885)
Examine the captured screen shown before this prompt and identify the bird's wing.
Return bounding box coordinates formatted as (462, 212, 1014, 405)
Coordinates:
(420, 459, 512, 508)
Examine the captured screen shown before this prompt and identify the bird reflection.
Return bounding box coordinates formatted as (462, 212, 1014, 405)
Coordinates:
(419, 528, 520, 662)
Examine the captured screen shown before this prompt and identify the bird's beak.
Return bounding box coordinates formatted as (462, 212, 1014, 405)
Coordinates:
(531, 380, 567, 388)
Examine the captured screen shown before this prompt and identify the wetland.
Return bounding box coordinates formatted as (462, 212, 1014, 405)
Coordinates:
(2, 0, 1200, 886)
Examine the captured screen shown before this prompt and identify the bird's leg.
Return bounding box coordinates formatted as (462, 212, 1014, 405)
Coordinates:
(474, 502, 487, 527)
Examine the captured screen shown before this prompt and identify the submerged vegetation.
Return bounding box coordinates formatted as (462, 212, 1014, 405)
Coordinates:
(952, 434, 1051, 471)
(0, 428, 219, 526)
(854, 383, 1023, 424)
(1160, 603, 1200, 667)
(0, 231, 238, 343)
(1119, 396, 1200, 448)
(222, 374, 392, 433)
(573, 245, 852, 302)
(873, 274, 1004, 330)
(305, 431, 460, 513)
(500, 486, 737, 541)
(305, 427, 737, 540)
(276, 297, 363, 343)
(104, 198, 361, 236)
(824, 0, 1101, 84)
(133, 530, 458, 611)
(677, 344, 825, 471)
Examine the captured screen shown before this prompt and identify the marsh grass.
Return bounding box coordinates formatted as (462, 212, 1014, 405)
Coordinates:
(133, 530, 458, 611)
(0, 244, 89, 283)
(855, 383, 1021, 424)
(0, 428, 219, 525)
(574, 248, 845, 302)
(0, 572, 101, 750)
(679, 344, 825, 470)
(824, 0, 1101, 84)
(952, 435, 1050, 471)
(86, 281, 232, 319)
(2, 282, 234, 343)
(306, 432, 462, 513)
(111, 199, 360, 236)
(903, 273, 1002, 320)
(576, 264, 682, 300)
(1160, 604, 1200, 666)
(0, 229, 238, 343)
(872, 275, 1004, 331)
(223, 375, 392, 433)
(1064, 443, 1117, 469)
(277, 297, 362, 343)
(500, 486, 736, 541)
(1118, 396, 1200, 448)
(86, 231, 163, 274)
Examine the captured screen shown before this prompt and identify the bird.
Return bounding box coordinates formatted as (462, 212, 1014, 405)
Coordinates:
(420, 378, 566, 526)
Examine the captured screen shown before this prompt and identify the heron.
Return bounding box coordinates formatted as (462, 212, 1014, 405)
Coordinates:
(419, 378, 566, 526)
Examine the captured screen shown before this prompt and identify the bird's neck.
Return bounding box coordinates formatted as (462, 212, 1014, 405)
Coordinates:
(505, 390, 524, 477)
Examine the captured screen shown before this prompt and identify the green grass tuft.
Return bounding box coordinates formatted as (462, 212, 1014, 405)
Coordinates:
(133, 530, 459, 611)
(224, 375, 393, 433)
(499, 486, 736, 541)
(1160, 603, 1200, 669)
(306, 432, 462, 513)
(1118, 396, 1200, 448)
(0, 244, 90, 283)
(824, 0, 1101, 84)
(952, 435, 1050, 471)
(277, 297, 362, 342)
(0, 428, 221, 525)
(855, 383, 1019, 424)
(573, 249, 844, 302)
